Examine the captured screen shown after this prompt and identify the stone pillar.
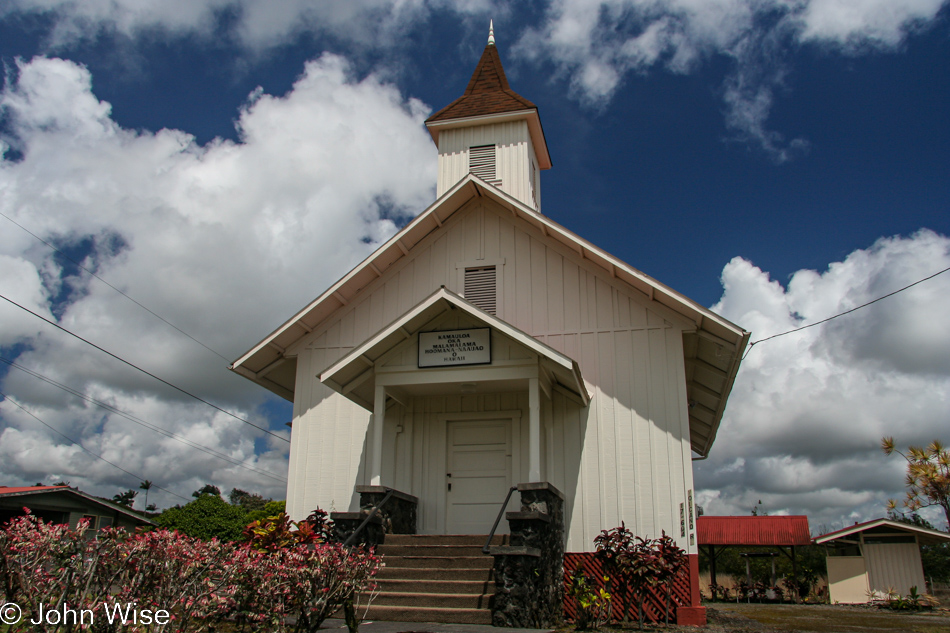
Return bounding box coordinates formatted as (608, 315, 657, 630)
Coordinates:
(355, 485, 418, 535)
(490, 482, 565, 628)
(330, 512, 384, 546)
(330, 486, 418, 546)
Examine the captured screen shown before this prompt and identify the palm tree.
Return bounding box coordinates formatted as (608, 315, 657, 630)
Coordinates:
(139, 480, 153, 511)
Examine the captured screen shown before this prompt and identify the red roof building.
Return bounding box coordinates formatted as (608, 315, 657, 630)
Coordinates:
(697, 515, 812, 589)
(698, 515, 812, 546)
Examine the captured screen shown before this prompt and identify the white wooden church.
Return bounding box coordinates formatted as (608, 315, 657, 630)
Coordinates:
(232, 26, 748, 624)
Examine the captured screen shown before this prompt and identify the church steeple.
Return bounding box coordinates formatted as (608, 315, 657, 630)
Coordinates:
(425, 23, 551, 210)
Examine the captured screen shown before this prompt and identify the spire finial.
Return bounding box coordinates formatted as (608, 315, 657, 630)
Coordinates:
(488, 19, 495, 46)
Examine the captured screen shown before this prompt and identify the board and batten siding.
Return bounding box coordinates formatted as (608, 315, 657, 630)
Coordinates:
(286, 197, 698, 553)
(436, 121, 540, 210)
(864, 543, 927, 597)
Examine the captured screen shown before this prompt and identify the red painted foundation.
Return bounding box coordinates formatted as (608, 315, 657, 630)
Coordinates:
(675, 554, 706, 626)
(675, 606, 707, 626)
(564, 552, 706, 625)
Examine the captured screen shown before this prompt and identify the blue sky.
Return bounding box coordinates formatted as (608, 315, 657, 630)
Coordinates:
(0, 1, 948, 530)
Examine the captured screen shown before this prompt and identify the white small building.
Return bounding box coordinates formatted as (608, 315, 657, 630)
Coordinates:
(816, 518, 950, 603)
(232, 30, 748, 620)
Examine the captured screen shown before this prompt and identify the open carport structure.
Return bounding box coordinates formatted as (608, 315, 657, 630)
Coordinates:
(698, 515, 812, 589)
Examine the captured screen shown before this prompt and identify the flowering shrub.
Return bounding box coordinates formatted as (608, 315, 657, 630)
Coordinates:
(0, 510, 381, 633)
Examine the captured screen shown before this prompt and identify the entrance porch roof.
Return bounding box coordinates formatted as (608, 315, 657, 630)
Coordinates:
(320, 287, 590, 410)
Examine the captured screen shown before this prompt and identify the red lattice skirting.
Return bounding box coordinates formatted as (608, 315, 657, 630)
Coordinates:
(564, 553, 704, 626)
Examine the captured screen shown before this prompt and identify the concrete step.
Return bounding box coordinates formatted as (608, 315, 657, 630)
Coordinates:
(374, 578, 491, 595)
(377, 566, 492, 582)
(383, 534, 508, 546)
(369, 591, 491, 610)
(380, 555, 493, 569)
(376, 544, 490, 558)
(363, 534, 497, 623)
(361, 605, 492, 625)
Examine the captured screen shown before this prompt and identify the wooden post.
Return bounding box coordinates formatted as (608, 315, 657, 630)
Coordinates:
(370, 384, 385, 485)
(528, 377, 540, 482)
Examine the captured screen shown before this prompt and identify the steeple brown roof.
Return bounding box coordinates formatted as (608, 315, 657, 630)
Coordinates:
(426, 44, 537, 123)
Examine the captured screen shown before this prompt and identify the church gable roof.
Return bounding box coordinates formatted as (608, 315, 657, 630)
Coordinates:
(231, 175, 749, 456)
(426, 44, 536, 123)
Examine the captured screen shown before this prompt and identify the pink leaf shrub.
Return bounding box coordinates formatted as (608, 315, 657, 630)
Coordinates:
(0, 511, 381, 633)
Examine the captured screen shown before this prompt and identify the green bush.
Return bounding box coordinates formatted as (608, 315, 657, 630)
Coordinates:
(155, 493, 250, 541)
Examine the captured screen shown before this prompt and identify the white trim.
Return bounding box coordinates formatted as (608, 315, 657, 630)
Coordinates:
(815, 518, 950, 545)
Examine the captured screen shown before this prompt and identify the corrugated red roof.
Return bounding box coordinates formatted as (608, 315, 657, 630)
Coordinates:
(426, 44, 536, 123)
(0, 485, 70, 495)
(697, 515, 811, 546)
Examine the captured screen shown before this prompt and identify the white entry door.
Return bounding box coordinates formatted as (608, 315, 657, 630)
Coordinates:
(446, 419, 512, 534)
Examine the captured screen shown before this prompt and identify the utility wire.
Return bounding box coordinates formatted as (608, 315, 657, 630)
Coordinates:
(742, 264, 950, 360)
(0, 356, 287, 483)
(0, 391, 191, 503)
(0, 293, 289, 443)
(0, 211, 232, 363)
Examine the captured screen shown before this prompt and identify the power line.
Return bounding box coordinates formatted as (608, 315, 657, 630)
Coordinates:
(0, 356, 287, 483)
(742, 264, 950, 360)
(0, 292, 289, 443)
(0, 391, 191, 503)
(0, 211, 232, 363)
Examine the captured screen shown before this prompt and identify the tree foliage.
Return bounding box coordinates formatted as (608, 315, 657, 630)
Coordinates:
(111, 489, 137, 507)
(155, 493, 250, 541)
(230, 488, 268, 512)
(882, 437, 950, 528)
(192, 483, 222, 498)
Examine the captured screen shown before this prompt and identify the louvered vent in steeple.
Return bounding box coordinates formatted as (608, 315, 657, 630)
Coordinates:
(464, 266, 496, 315)
(469, 145, 500, 186)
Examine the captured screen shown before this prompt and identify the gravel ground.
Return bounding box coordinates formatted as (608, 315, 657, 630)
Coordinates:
(705, 603, 950, 633)
(321, 603, 950, 633)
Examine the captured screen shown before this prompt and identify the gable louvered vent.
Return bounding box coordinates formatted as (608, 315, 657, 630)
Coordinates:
(464, 266, 496, 315)
(469, 145, 500, 185)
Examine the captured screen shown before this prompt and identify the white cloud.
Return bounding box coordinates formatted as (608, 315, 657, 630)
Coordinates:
(797, 0, 947, 48)
(698, 230, 950, 529)
(0, 54, 437, 504)
(4, 1, 947, 160)
(515, 0, 948, 159)
(0, 0, 495, 51)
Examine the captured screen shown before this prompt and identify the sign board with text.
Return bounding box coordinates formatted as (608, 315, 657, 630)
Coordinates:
(418, 328, 491, 368)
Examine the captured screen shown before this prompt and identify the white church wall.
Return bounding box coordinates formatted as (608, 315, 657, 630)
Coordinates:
(284, 198, 698, 553)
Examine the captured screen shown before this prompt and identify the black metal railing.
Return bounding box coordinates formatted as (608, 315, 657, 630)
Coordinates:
(482, 485, 518, 554)
(343, 487, 394, 547)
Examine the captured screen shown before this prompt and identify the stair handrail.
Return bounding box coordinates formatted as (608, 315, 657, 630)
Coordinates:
(482, 485, 518, 554)
(343, 487, 395, 547)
